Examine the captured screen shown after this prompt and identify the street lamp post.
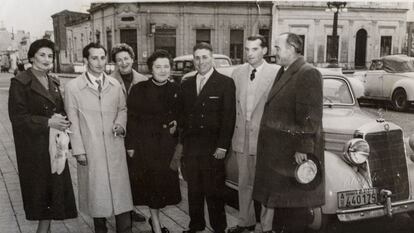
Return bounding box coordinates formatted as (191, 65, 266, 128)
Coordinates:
(326, 2, 347, 65)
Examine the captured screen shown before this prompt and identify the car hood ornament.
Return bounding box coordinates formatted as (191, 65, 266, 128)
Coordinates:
(376, 108, 385, 123)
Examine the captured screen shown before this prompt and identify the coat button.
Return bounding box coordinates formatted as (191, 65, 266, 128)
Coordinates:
(44, 105, 48, 110)
(200, 125, 204, 129)
(202, 102, 205, 106)
(201, 114, 204, 118)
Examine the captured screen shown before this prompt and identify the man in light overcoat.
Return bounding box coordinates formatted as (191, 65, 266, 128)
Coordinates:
(65, 42, 133, 233)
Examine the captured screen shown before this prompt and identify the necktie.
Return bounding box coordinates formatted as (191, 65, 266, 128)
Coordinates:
(250, 69, 257, 81)
(198, 75, 206, 95)
(95, 79, 102, 93)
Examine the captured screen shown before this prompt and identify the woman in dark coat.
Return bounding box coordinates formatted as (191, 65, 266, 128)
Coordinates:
(126, 50, 181, 233)
(8, 39, 77, 233)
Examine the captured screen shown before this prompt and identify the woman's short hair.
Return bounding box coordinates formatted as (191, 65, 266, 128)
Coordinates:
(111, 43, 135, 62)
(27, 39, 55, 64)
(147, 49, 173, 72)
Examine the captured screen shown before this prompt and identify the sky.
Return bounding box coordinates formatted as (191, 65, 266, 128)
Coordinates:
(1, 0, 92, 39)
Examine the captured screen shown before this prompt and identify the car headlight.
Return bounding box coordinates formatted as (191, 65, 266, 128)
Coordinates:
(343, 138, 370, 165)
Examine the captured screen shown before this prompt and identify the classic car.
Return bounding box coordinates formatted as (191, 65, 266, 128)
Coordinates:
(223, 68, 414, 232)
(354, 55, 414, 111)
(172, 54, 232, 83)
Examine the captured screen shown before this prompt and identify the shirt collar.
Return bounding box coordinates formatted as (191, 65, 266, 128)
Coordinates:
(249, 60, 265, 74)
(197, 67, 214, 80)
(87, 71, 104, 85)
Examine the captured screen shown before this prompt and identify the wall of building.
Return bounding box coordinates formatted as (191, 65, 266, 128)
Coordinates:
(89, 2, 273, 72)
(272, 2, 408, 69)
(65, 20, 92, 64)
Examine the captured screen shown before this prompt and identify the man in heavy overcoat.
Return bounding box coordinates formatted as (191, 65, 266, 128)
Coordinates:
(253, 33, 324, 233)
(177, 42, 236, 233)
(65, 43, 133, 233)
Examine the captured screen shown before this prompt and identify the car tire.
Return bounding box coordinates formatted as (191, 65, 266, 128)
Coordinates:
(392, 88, 408, 112)
(307, 208, 338, 233)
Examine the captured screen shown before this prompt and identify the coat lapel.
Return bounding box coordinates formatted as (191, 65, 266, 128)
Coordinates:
(251, 62, 276, 112)
(193, 70, 219, 108)
(29, 69, 56, 105)
(238, 65, 249, 116)
(267, 57, 306, 103)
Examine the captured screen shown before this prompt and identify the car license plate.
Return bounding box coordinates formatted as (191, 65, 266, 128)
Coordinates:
(337, 188, 378, 209)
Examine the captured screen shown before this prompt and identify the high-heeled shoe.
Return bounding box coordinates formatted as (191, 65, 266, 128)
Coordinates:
(148, 218, 170, 233)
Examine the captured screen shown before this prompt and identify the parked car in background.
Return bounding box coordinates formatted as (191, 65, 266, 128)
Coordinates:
(354, 55, 414, 111)
(172, 54, 232, 83)
(224, 68, 414, 232)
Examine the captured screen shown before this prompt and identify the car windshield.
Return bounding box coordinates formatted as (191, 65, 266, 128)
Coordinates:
(323, 78, 354, 105)
(174, 61, 194, 71)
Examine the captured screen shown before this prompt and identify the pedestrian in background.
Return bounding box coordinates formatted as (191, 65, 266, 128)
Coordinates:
(8, 39, 77, 233)
(176, 42, 236, 233)
(111, 43, 148, 223)
(253, 32, 324, 233)
(227, 35, 280, 233)
(126, 49, 181, 233)
(65, 42, 133, 233)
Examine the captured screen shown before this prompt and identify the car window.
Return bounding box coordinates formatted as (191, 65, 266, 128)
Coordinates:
(323, 78, 353, 105)
(213, 58, 231, 67)
(175, 61, 184, 70)
(369, 60, 383, 70)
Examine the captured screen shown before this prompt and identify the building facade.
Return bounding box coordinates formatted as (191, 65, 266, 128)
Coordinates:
(51, 10, 90, 72)
(55, 1, 411, 72)
(65, 17, 92, 64)
(87, 1, 272, 72)
(272, 2, 409, 69)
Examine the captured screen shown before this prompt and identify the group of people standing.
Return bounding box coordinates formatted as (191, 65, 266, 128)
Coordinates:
(8, 31, 324, 233)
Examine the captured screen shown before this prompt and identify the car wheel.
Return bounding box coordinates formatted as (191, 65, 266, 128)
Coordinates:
(307, 208, 339, 233)
(409, 211, 414, 220)
(392, 88, 408, 112)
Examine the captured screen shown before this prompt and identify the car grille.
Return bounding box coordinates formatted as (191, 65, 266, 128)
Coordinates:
(365, 129, 409, 201)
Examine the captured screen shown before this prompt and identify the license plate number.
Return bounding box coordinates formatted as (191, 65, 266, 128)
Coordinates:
(337, 188, 378, 209)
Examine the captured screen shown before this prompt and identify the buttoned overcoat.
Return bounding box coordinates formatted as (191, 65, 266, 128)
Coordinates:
(8, 69, 77, 220)
(253, 57, 325, 208)
(64, 73, 133, 217)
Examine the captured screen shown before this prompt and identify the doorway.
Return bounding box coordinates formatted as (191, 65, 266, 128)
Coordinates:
(354, 29, 367, 69)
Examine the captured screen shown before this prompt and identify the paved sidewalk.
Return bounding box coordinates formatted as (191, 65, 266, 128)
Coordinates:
(0, 73, 239, 233)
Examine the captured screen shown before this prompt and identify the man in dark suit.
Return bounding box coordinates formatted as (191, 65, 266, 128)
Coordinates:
(253, 33, 324, 233)
(177, 42, 236, 233)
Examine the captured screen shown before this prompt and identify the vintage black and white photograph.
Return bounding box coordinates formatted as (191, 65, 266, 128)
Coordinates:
(1, 0, 414, 232)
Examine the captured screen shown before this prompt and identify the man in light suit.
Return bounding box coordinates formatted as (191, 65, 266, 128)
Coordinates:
(227, 35, 280, 233)
(177, 42, 236, 233)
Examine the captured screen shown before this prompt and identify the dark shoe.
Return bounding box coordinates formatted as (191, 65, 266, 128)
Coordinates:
(131, 211, 146, 222)
(227, 225, 256, 233)
(183, 230, 198, 233)
(149, 217, 170, 233)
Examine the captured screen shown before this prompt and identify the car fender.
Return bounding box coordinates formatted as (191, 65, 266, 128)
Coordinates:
(322, 150, 371, 214)
(391, 79, 414, 101)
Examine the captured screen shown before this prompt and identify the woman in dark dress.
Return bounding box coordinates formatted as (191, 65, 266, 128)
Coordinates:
(8, 39, 77, 233)
(126, 50, 181, 233)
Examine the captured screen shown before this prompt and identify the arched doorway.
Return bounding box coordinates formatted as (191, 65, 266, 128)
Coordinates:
(355, 29, 367, 69)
